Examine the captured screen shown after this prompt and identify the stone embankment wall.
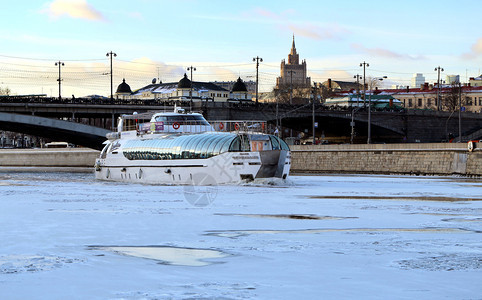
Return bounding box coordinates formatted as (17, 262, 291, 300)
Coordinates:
(0, 148, 99, 167)
(291, 143, 481, 176)
(0, 145, 480, 176)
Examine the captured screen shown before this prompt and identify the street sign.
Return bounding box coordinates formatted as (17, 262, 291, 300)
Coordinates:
(461, 107, 466, 112)
(314, 122, 318, 128)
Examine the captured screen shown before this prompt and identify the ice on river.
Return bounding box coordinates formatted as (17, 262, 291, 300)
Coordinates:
(0, 171, 481, 299)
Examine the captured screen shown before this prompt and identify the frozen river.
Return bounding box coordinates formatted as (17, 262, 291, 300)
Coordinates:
(0, 171, 481, 299)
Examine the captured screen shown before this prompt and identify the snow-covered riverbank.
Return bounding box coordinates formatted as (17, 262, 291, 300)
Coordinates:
(0, 173, 480, 299)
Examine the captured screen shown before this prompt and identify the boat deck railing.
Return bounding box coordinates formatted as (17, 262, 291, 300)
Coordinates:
(121, 120, 268, 134)
(210, 121, 268, 133)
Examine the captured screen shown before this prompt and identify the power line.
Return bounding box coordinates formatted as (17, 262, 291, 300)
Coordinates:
(0, 54, 105, 62)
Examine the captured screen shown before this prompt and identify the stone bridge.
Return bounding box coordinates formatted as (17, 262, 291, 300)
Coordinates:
(0, 112, 109, 150)
(0, 97, 481, 148)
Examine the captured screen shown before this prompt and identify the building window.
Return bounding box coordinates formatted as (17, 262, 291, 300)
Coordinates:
(427, 98, 431, 107)
(466, 97, 473, 105)
(408, 99, 412, 107)
(418, 98, 422, 107)
(479, 97, 482, 106)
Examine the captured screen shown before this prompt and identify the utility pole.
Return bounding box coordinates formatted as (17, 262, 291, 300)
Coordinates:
(288, 70, 296, 105)
(312, 82, 317, 145)
(435, 66, 444, 111)
(360, 62, 369, 107)
(106, 51, 117, 100)
(360, 61, 369, 143)
(458, 83, 462, 142)
(252, 56, 263, 105)
(187, 66, 196, 111)
(354, 74, 362, 106)
(54, 61, 64, 100)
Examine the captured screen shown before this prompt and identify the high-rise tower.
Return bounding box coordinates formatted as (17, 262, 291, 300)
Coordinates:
(276, 35, 311, 88)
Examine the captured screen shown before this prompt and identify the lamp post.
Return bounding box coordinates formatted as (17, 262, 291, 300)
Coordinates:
(312, 82, 317, 145)
(54, 61, 64, 100)
(367, 76, 387, 144)
(350, 107, 358, 144)
(458, 82, 462, 142)
(106, 51, 117, 100)
(187, 66, 196, 111)
(253, 56, 262, 105)
(354, 74, 362, 106)
(435, 66, 444, 111)
(360, 62, 369, 106)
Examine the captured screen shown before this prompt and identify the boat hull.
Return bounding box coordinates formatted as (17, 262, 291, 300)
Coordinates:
(94, 150, 290, 185)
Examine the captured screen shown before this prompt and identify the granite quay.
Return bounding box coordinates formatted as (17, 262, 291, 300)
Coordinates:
(290, 143, 481, 177)
(1, 144, 480, 177)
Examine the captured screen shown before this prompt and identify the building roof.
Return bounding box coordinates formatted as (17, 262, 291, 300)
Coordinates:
(330, 85, 482, 98)
(132, 75, 228, 96)
(322, 80, 362, 91)
(231, 77, 248, 92)
(116, 78, 132, 94)
(178, 73, 191, 89)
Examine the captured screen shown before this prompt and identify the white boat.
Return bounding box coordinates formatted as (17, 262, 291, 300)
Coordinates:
(94, 107, 291, 185)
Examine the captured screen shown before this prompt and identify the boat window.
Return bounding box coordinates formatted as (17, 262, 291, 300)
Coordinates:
(122, 132, 236, 160)
(228, 136, 241, 152)
(228, 135, 251, 152)
(269, 135, 290, 150)
(100, 143, 111, 159)
(154, 116, 167, 122)
(205, 135, 229, 157)
(194, 135, 214, 159)
(153, 114, 209, 126)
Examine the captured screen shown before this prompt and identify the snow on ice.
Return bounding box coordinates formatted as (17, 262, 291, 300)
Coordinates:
(0, 172, 481, 299)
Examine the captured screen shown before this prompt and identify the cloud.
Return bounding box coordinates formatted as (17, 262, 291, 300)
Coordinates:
(41, 0, 105, 21)
(351, 43, 425, 60)
(461, 37, 482, 59)
(309, 69, 354, 83)
(127, 11, 144, 21)
(252, 8, 348, 41)
(287, 23, 348, 41)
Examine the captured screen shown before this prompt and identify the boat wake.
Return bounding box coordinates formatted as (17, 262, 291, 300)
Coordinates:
(238, 177, 294, 187)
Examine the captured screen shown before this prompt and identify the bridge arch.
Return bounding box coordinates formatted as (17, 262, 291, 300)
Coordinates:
(0, 113, 109, 150)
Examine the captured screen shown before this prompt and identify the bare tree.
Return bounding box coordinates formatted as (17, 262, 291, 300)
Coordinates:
(441, 83, 466, 112)
(273, 83, 311, 104)
(0, 86, 11, 95)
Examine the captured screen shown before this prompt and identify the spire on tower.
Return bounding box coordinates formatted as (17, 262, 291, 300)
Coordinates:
(288, 34, 299, 64)
(290, 34, 297, 55)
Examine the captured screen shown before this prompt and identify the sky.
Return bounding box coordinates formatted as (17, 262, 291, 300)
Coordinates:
(1, 0, 481, 97)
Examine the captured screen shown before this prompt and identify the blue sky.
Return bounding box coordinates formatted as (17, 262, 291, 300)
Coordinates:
(1, 0, 481, 96)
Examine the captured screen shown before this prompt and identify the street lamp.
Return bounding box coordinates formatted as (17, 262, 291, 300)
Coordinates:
(435, 66, 444, 111)
(253, 56, 262, 104)
(106, 51, 117, 100)
(312, 82, 317, 145)
(458, 82, 462, 142)
(187, 66, 196, 111)
(354, 74, 362, 106)
(367, 76, 387, 144)
(54, 61, 64, 100)
(360, 62, 369, 106)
